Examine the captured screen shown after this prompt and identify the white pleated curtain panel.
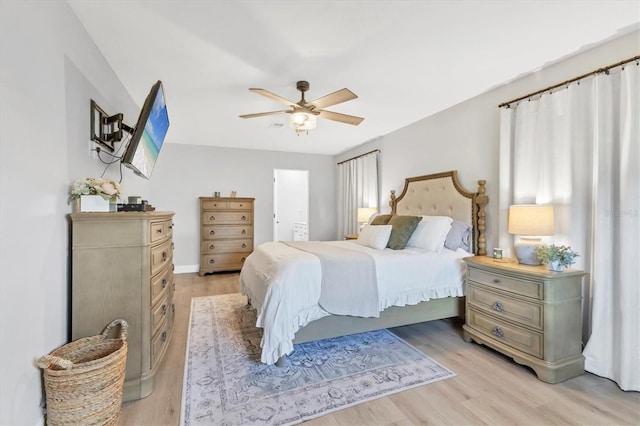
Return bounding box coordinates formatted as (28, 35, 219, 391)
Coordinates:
(499, 63, 639, 391)
(338, 151, 379, 236)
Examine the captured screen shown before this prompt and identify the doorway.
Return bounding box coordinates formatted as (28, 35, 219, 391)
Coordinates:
(273, 169, 309, 241)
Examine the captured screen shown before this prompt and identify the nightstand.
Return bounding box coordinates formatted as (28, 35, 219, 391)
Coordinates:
(345, 234, 358, 240)
(462, 256, 586, 383)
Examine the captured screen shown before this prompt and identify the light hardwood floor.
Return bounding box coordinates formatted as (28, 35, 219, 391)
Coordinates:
(120, 272, 639, 425)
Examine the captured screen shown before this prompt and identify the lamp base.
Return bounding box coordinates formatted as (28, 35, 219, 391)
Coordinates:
(514, 237, 543, 265)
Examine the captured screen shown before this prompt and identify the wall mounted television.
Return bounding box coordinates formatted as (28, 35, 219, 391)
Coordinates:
(122, 80, 169, 179)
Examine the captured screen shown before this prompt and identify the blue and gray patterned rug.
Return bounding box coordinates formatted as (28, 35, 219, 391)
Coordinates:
(180, 293, 455, 426)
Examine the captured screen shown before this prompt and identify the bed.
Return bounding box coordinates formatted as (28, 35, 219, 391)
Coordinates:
(240, 170, 488, 365)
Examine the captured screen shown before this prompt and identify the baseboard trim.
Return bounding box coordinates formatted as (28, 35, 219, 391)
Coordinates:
(174, 264, 199, 274)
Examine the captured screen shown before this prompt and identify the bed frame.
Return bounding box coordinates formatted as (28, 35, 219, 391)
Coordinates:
(274, 171, 488, 364)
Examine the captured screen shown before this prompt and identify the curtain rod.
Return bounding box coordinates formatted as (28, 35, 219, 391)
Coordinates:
(499, 55, 640, 108)
(337, 149, 380, 165)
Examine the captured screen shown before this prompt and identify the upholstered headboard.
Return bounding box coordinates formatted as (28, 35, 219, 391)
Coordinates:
(390, 170, 488, 255)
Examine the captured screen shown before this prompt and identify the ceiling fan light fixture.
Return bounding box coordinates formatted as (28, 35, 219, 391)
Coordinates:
(290, 111, 316, 134)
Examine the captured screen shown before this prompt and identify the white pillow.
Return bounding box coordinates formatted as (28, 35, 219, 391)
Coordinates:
(406, 216, 453, 251)
(354, 225, 392, 250)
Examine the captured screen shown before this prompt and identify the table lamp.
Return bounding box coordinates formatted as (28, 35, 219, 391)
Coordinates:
(508, 204, 554, 265)
(357, 207, 378, 231)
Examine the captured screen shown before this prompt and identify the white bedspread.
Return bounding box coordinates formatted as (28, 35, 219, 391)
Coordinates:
(239, 240, 469, 364)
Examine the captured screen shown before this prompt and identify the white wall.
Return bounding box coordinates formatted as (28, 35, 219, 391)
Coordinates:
(337, 30, 640, 253)
(0, 2, 148, 424)
(150, 144, 336, 271)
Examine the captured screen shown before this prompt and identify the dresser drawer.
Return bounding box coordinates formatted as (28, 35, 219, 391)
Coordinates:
(229, 201, 253, 210)
(202, 211, 252, 225)
(201, 253, 248, 270)
(151, 292, 170, 336)
(202, 200, 228, 210)
(150, 219, 172, 243)
(151, 239, 172, 276)
(467, 308, 543, 358)
(151, 321, 170, 367)
(151, 267, 173, 307)
(468, 267, 542, 300)
(467, 284, 543, 330)
(202, 225, 253, 240)
(201, 239, 253, 254)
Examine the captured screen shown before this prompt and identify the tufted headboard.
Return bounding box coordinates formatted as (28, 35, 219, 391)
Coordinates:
(390, 170, 488, 255)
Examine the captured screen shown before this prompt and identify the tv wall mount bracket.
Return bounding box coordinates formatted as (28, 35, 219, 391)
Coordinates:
(90, 99, 133, 152)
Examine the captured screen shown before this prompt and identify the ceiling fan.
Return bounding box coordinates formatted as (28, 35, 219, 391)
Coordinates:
(239, 80, 364, 134)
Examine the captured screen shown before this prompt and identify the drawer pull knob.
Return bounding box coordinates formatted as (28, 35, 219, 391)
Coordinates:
(161, 331, 167, 342)
(162, 304, 167, 315)
(162, 251, 167, 261)
(241, 229, 246, 234)
(241, 243, 246, 248)
(210, 230, 215, 235)
(162, 279, 167, 288)
(493, 278, 501, 284)
(241, 215, 247, 220)
(210, 215, 216, 221)
(492, 326, 504, 338)
(209, 259, 215, 264)
(210, 244, 215, 250)
(492, 301, 504, 312)
(241, 257, 246, 262)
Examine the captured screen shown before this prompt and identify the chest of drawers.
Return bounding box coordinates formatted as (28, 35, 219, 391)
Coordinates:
(462, 256, 585, 383)
(199, 197, 254, 275)
(71, 211, 175, 401)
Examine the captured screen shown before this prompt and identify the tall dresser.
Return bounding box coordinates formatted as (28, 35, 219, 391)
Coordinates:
(70, 211, 175, 402)
(199, 197, 254, 275)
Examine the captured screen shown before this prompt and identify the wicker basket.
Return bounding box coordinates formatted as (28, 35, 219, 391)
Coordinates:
(38, 319, 128, 426)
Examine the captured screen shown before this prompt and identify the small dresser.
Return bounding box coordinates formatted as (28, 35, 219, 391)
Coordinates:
(463, 256, 586, 383)
(199, 197, 254, 275)
(70, 211, 175, 401)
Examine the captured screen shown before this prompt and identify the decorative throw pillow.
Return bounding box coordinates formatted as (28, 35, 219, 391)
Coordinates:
(354, 225, 392, 250)
(407, 216, 453, 252)
(370, 214, 393, 225)
(444, 220, 472, 252)
(387, 215, 422, 250)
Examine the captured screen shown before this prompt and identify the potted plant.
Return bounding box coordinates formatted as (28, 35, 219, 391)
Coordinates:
(535, 244, 579, 272)
(68, 178, 122, 212)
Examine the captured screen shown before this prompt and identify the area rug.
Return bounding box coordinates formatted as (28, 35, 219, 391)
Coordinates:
(180, 293, 455, 426)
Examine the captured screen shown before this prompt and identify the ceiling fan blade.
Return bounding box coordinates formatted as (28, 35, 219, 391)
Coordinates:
(239, 110, 290, 119)
(318, 110, 364, 126)
(309, 88, 357, 109)
(249, 88, 298, 107)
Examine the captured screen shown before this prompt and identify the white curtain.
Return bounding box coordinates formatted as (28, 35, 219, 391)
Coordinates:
(337, 152, 379, 236)
(499, 63, 639, 391)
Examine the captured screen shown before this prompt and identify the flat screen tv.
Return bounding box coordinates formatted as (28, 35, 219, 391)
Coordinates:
(122, 80, 169, 179)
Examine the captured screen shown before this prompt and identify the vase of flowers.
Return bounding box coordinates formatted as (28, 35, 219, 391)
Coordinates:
(535, 244, 579, 272)
(68, 178, 122, 212)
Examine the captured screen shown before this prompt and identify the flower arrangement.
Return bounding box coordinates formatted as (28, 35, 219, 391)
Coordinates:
(535, 244, 579, 271)
(67, 178, 122, 204)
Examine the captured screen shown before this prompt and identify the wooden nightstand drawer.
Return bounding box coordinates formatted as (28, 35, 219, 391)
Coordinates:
(151, 267, 172, 307)
(202, 211, 252, 225)
(467, 308, 543, 358)
(151, 239, 172, 276)
(468, 267, 543, 300)
(467, 284, 543, 330)
(202, 200, 228, 210)
(201, 253, 248, 270)
(229, 201, 253, 210)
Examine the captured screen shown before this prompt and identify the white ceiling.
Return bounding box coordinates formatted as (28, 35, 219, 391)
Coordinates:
(67, 0, 639, 156)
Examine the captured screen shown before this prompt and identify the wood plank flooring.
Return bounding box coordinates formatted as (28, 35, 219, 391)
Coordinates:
(120, 272, 640, 425)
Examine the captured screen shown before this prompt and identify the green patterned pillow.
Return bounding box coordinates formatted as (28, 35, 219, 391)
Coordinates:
(387, 215, 422, 250)
(370, 214, 392, 225)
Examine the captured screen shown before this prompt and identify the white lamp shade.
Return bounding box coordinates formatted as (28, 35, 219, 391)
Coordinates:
(508, 205, 554, 236)
(357, 207, 377, 223)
